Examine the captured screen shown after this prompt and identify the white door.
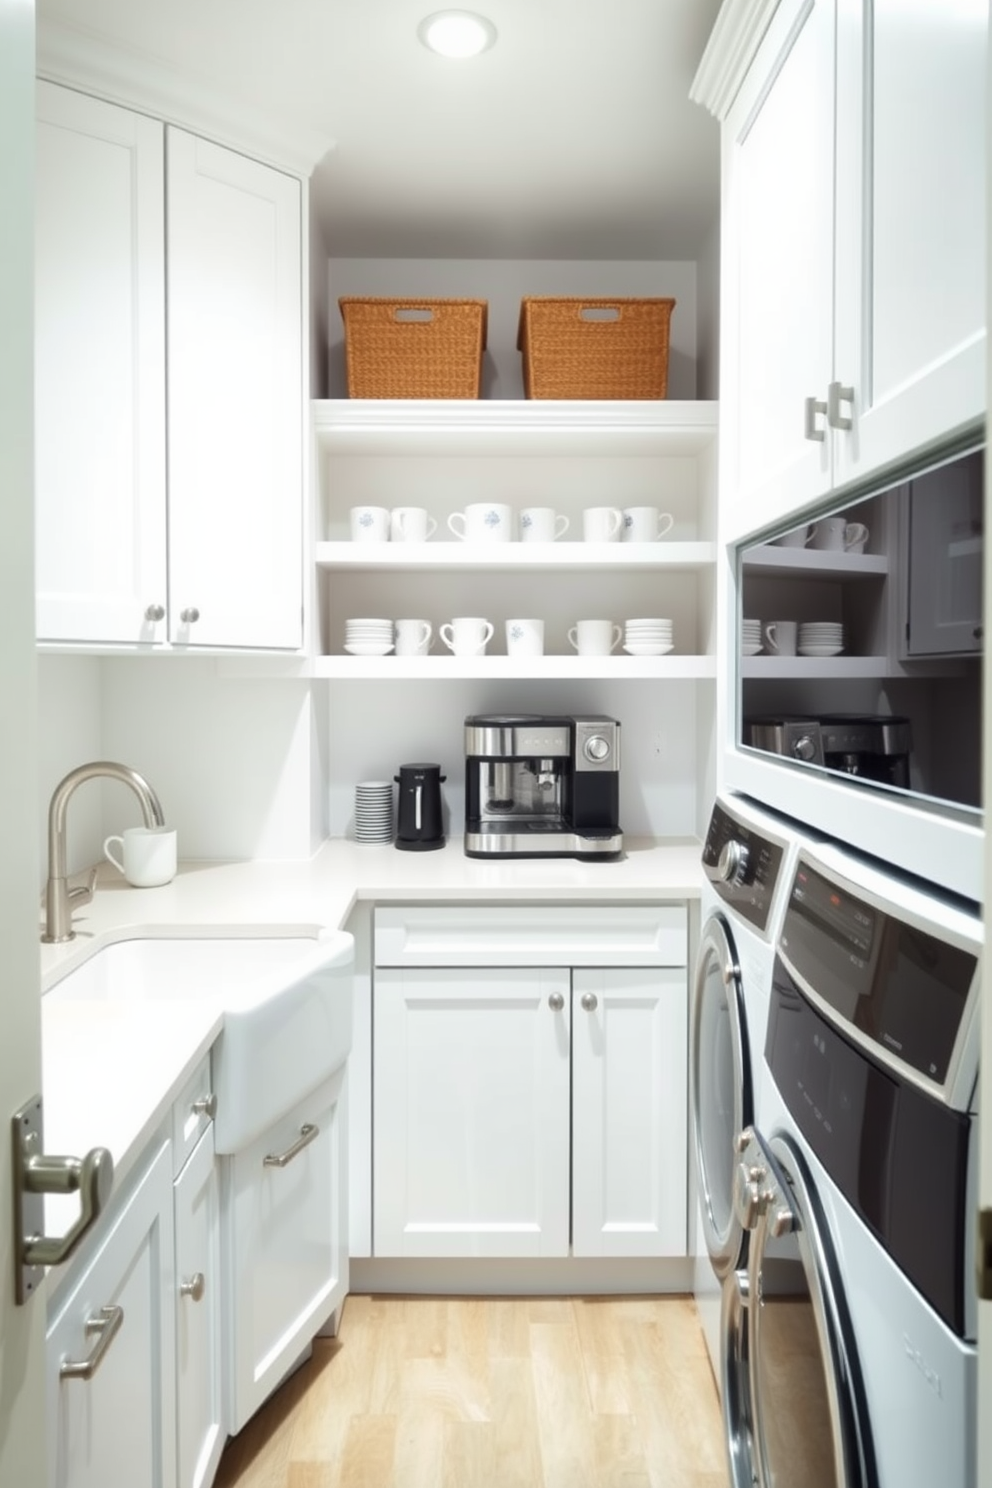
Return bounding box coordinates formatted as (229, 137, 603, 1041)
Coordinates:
(571, 968, 687, 1257)
(34, 83, 167, 645)
(373, 967, 571, 1258)
(174, 1129, 224, 1488)
(0, 2, 48, 1483)
(166, 129, 303, 650)
(723, 0, 835, 539)
(833, 0, 987, 491)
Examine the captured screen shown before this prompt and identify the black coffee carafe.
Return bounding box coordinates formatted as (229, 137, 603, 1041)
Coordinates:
(394, 762, 446, 851)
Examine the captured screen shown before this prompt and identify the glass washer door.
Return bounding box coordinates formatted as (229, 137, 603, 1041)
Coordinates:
(691, 912, 752, 1279)
(749, 1134, 873, 1488)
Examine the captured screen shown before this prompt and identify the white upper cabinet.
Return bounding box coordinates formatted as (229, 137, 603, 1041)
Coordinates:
(35, 84, 305, 650)
(704, 0, 986, 540)
(166, 130, 303, 650)
(35, 83, 168, 644)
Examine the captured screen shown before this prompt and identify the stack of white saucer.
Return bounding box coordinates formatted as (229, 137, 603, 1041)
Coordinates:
(798, 621, 844, 657)
(741, 618, 763, 656)
(354, 781, 394, 843)
(623, 617, 674, 656)
(344, 618, 394, 656)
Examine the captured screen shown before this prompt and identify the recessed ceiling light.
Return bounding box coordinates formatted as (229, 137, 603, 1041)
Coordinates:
(417, 10, 498, 59)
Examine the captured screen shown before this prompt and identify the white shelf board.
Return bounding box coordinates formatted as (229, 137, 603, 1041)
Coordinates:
(315, 540, 716, 573)
(313, 654, 717, 681)
(312, 398, 718, 457)
(741, 545, 888, 579)
(739, 655, 889, 679)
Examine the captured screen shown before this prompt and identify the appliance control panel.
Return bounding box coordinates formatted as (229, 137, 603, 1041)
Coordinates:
(702, 802, 786, 934)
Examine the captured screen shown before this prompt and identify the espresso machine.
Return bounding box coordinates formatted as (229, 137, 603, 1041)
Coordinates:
(744, 712, 912, 788)
(463, 713, 623, 858)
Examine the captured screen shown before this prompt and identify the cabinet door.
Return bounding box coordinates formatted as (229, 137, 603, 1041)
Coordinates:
(46, 1140, 176, 1488)
(572, 968, 687, 1257)
(222, 1068, 347, 1434)
(35, 82, 168, 644)
(905, 451, 984, 657)
(174, 1127, 224, 1488)
(374, 967, 571, 1258)
(833, 0, 987, 489)
(166, 129, 303, 650)
(723, 0, 835, 537)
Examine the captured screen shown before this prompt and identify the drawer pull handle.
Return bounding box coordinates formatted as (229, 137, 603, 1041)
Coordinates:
(60, 1305, 124, 1381)
(191, 1093, 217, 1120)
(180, 1272, 206, 1302)
(263, 1122, 319, 1169)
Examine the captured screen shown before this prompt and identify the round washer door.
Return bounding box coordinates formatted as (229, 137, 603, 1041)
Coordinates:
(690, 912, 752, 1279)
(748, 1133, 873, 1488)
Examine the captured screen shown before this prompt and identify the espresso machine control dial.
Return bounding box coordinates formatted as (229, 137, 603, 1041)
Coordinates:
(792, 733, 819, 762)
(718, 839, 750, 887)
(582, 734, 612, 764)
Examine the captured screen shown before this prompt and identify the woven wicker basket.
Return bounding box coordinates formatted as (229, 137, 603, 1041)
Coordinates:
(339, 297, 488, 399)
(517, 297, 676, 400)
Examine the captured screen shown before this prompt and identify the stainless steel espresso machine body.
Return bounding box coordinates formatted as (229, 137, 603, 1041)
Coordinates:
(464, 713, 623, 858)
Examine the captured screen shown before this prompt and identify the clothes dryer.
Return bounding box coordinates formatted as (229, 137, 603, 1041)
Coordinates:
(722, 842, 981, 1488)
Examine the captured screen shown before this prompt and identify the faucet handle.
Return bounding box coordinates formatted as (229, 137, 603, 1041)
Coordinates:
(68, 867, 98, 911)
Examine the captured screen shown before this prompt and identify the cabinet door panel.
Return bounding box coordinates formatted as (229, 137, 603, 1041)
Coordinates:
(726, 0, 834, 535)
(572, 968, 687, 1257)
(35, 83, 167, 644)
(166, 129, 303, 649)
(46, 1140, 175, 1488)
(175, 1128, 224, 1488)
(374, 968, 570, 1257)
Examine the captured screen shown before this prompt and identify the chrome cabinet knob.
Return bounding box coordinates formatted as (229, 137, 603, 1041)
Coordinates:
(180, 1272, 206, 1302)
(548, 991, 565, 1012)
(191, 1093, 217, 1120)
(580, 991, 598, 1012)
(180, 607, 200, 624)
(144, 603, 165, 622)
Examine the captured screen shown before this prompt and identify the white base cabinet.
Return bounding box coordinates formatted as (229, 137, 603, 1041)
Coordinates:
(220, 1068, 348, 1435)
(45, 1138, 176, 1488)
(174, 1125, 224, 1488)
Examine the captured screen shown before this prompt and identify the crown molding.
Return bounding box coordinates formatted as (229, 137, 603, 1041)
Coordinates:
(689, 0, 781, 120)
(36, 17, 335, 177)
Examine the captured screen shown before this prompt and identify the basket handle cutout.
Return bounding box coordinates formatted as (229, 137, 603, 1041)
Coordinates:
(578, 306, 621, 322)
(393, 307, 435, 323)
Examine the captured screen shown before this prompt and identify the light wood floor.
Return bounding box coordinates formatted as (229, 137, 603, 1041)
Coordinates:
(214, 1294, 729, 1488)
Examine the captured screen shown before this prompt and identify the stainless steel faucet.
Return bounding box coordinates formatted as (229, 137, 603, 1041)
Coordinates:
(42, 762, 165, 943)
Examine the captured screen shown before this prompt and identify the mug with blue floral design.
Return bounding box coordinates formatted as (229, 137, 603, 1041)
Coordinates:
(350, 505, 390, 541)
(505, 618, 544, 656)
(447, 503, 514, 542)
(519, 507, 569, 542)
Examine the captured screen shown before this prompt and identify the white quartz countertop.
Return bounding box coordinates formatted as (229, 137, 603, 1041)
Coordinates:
(39, 836, 703, 1231)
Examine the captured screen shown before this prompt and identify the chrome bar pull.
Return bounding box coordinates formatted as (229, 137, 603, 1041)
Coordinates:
(803, 394, 827, 442)
(13, 1095, 115, 1304)
(827, 380, 854, 430)
(263, 1122, 320, 1169)
(60, 1305, 124, 1381)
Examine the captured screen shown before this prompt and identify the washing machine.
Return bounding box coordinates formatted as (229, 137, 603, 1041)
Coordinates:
(690, 793, 815, 1384)
(723, 839, 982, 1488)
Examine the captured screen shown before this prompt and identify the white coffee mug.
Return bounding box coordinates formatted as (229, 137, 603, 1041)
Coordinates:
(505, 618, 545, 656)
(621, 507, 675, 542)
(810, 516, 849, 552)
(394, 618, 433, 656)
(568, 619, 622, 656)
(440, 616, 494, 655)
(582, 507, 624, 543)
(843, 521, 870, 554)
(762, 620, 799, 656)
(390, 507, 438, 543)
(103, 826, 177, 888)
(519, 508, 569, 543)
(447, 504, 514, 542)
(350, 505, 390, 542)
(774, 525, 814, 548)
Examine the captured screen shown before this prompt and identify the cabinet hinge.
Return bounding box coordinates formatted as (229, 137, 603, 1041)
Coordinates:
(976, 1208, 992, 1301)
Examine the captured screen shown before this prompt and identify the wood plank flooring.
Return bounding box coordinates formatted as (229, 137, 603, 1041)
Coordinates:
(215, 1295, 729, 1488)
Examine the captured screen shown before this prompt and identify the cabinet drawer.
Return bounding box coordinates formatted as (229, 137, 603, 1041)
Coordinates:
(374, 904, 686, 967)
(172, 1057, 214, 1175)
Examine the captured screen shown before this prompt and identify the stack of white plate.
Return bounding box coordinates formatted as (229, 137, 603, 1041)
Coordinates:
(623, 617, 674, 656)
(741, 618, 763, 656)
(344, 618, 394, 656)
(354, 781, 394, 843)
(798, 621, 844, 657)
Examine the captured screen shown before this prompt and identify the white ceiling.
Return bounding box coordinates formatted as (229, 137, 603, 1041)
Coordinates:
(37, 0, 723, 261)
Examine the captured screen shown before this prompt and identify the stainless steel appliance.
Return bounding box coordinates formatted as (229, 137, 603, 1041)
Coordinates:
(743, 712, 913, 787)
(394, 762, 446, 851)
(463, 713, 622, 858)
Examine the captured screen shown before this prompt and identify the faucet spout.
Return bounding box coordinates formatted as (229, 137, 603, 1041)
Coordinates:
(43, 762, 165, 944)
